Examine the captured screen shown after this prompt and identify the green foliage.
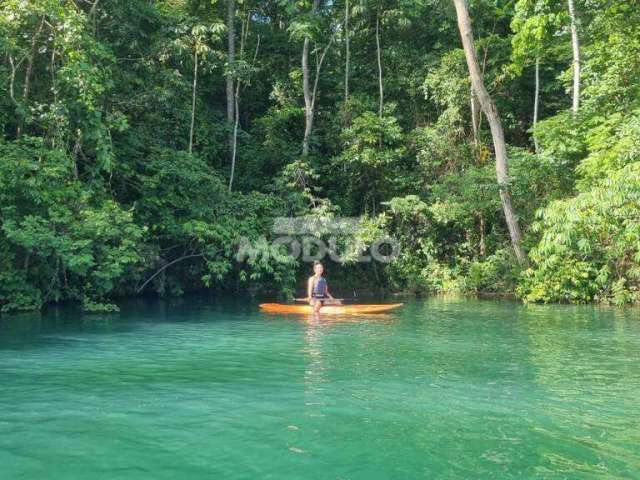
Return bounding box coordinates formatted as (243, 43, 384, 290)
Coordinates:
(0, 139, 144, 312)
(0, 243, 43, 312)
(534, 111, 586, 164)
(576, 111, 640, 189)
(581, 1, 640, 114)
(333, 110, 406, 213)
(423, 49, 469, 116)
(1, 0, 639, 311)
(377, 195, 441, 292)
(519, 163, 640, 305)
(367, 193, 522, 296)
(462, 249, 520, 294)
(510, 0, 564, 69)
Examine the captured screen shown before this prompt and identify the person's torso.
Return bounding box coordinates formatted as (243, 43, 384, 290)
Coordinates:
(312, 276, 327, 297)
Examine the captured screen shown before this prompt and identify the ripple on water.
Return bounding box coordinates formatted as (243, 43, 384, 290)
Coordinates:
(0, 297, 639, 479)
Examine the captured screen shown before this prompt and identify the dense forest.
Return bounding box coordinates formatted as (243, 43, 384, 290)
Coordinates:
(1, 0, 638, 312)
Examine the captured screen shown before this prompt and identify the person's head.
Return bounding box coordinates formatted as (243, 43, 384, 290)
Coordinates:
(313, 261, 324, 275)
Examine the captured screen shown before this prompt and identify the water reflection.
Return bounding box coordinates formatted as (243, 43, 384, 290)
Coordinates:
(1, 297, 639, 479)
(302, 317, 328, 411)
(519, 303, 640, 476)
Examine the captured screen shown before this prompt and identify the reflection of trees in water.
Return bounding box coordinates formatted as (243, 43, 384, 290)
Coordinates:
(303, 318, 329, 413)
(300, 315, 399, 410)
(522, 305, 640, 475)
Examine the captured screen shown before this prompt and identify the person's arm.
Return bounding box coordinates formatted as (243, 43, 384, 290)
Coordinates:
(325, 286, 341, 304)
(307, 277, 314, 301)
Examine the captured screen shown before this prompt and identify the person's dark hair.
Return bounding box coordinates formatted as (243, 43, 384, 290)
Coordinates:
(313, 261, 323, 267)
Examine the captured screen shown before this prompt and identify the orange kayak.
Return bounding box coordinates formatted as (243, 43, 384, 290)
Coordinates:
(259, 303, 403, 315)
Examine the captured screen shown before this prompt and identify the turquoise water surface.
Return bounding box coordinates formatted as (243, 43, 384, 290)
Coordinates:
(1, 297, 639, 479)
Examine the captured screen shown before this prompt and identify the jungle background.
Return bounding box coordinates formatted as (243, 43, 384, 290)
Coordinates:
(1, 0, 638, 312)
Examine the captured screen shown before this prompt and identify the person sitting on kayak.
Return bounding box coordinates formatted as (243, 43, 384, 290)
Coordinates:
(307, 261, 336, 312)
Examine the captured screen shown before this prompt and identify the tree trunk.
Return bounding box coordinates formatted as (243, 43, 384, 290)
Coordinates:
(469, 44, 490, 153)
(189, 50, 198, 154)
(229, 90, 240, 191)
(229, 15, 252, 192)
(49, 44, 58, 148)
(479, 213, 486, 258)
(375, 9, 383, 119)
(302, 35, 313, 157)
(452, 0, 526, 263)
(227, 0, 236, 152)
(89, 0, 100, 17)
(302, 0, 321, 157)
(18, 16, 45, 138)
(344, 0, 350, 103)
(533, 56, 540, 152)
(567, 0, 580, 116)
(8, 55, 18, 108)
(470, 85, 479, 146)
(22, 19, 43, 101)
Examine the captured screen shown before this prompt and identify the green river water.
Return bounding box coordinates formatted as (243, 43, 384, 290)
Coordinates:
(1, 297, 639, 479)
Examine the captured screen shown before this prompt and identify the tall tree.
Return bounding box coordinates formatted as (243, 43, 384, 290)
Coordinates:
(344, 0, 350, 103)
(189, 45, 198, 155)
(227, 0, 236, 155)
(301, 0, 320, 156)
(511, 0, 557, 152)
(183, 25, 216, 155)
(452, 0, 526, 263)
(229, 10, 259, 191)
(375, 6, 383, 119)
(299, 0, 333, 157)
(533, 56, 540, 151)
(567, 0, 580, 115)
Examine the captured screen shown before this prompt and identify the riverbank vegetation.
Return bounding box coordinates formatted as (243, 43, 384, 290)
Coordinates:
(1, 0, 638, 312)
